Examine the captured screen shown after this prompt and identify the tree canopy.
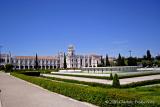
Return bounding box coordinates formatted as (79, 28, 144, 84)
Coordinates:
(117, 54, 125, 66)
(35, 53, 39, 70)
(64, 53, 67, 69)
(127, 57, 137, 66)
(105, 54, 110, 66)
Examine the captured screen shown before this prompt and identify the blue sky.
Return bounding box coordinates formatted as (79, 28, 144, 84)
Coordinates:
(0, 0, 160, 57)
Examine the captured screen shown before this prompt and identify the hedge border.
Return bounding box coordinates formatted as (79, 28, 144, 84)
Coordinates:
(41, 75, 112, 88)
(121, 79, 160, 88)
(43, 74, 160, 89)
(51, 72, 160, 80)
(51, 73, 111, 79)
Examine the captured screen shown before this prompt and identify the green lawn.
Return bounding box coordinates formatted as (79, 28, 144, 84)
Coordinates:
(125, 86, 160, 104)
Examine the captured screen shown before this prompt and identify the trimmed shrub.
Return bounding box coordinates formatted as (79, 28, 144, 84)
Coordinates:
(14, 69, 53, 74)
(110, 73, 113, 80)
(20, 71, 40, 76)
(112, 74, 120, 88)
(5, 64, 14, 72)
(121, 79, 160, 88)
(0, 65, 5, 71)
(38, 69, 52, 74)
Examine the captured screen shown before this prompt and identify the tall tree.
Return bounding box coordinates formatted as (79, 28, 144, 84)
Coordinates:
(96, 60, 98, 67)
(121, 57, 126, 66)
(117, 54, 126, 66)
(117, 54, 122, 66)
(142, 50, 153, 67)
(127, 57, 137, 66)
(105, 54, 110, 66)
(100, 56, 104, 67)
(35, 53, 38, 70)
(147, 50, 152, 60)
(64, 53, 67, 69)
(156, 55, 160, 61)
(143, 55, 147, 60)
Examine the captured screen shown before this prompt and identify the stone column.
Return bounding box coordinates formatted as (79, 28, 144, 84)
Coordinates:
(28, 59, 30, 69)
(48, 60, 50, 69)
(32, 59, 34, 69)
(41, 59, 43, 69)
(40, 59, 42, 69)
(45, 59, 47, 70)
(19, 59, 21, 70)
(83, 57, 85, 67)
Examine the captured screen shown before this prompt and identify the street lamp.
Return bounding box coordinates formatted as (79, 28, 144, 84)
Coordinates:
(129, 50, 132, 57)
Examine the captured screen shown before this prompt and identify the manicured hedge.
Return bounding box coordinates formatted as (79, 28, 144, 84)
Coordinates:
(43, 73, 160, 89)
(38, 69, 60, 73)
(43, 75, 160, 89)
(11, 72, 159, 107)
(41, 75, 112, 88)
(14, 69, 54, 74)
(14, 71, 40, 76)
(121, 79, 160, 88)
(21, 71, 40, 76)
(51, 72, 160, 80)
(51, 73, 111, 80)
(118, 72, 160, 79)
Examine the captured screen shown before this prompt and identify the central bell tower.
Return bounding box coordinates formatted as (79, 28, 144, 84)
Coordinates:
(66, 45, 75, 68)
(67, 45, 75, 56)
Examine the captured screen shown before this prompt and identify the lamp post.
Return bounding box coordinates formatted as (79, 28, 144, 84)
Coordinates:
(129, 50, 132, 57)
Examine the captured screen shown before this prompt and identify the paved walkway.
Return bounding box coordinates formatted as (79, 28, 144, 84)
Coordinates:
(42, 74, 160, 85)
(0, 72, 96, 107)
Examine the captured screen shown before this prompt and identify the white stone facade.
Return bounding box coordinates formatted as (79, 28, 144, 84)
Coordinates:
(0, 54, 11, 66)
(65, 45, 101, 68)
(12, 56, 60, 70)
(0, 45, 102, 70)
